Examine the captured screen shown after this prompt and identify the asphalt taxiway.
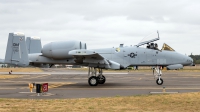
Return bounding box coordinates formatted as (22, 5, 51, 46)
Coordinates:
(0, 68, 200, 99)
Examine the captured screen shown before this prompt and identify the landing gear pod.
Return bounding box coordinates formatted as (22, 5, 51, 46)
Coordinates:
(166, 64, 183, 70)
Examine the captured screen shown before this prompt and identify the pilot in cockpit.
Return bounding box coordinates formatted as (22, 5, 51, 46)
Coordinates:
(150, 43, 154, 49)
(146, 43, 159, 50)
(154, 43, 159, 50)
(146, 43, 150, 49)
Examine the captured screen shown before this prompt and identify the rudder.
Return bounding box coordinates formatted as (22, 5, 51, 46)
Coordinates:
(4, 32, 29, 67)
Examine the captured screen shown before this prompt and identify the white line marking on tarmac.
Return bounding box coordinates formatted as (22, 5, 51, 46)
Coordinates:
(29, 93, 55, 96)
(104, 73, 129, 74)
(150, 92, 179, 94)
(19, 92, 36, 93)
(0, 72, 129, 75)
(53, 88, 200, 90)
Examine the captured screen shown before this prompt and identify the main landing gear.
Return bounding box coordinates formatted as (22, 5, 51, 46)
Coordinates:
(88, 67, 106, 86)
(153, 66, 164, 85)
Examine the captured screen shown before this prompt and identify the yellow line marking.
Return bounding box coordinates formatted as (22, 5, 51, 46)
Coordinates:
(2, 80, 33, 83)
(49, 82, 76, 88)
(20, 87, 30, 89)
(51, 78, 69, 79)
(150, 92, 178, 94)
(23, 74, 51, 79)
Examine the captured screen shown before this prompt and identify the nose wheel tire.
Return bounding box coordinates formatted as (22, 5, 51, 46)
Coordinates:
(97, 75, 106, 84)
(156, 78, 163, 85)
(88, 76, 98, 86)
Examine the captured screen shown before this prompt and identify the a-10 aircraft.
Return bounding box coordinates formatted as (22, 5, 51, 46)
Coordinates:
(2, 32, 194, 86)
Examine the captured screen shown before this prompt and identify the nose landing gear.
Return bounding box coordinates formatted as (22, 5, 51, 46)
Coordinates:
(153, 66, 164, 85)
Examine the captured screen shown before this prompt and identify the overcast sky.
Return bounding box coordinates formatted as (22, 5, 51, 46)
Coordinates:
(0, 0, 200, 58)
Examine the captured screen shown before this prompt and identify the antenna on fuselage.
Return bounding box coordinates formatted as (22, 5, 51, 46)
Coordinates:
(157, 30, 160, 39)
(119, 44, 124, 47)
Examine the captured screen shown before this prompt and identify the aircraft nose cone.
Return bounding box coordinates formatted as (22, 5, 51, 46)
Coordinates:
(189, 57, 193, 62)
(188, 57, 195, 66)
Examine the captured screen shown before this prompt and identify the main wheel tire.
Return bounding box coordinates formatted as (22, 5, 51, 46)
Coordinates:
(88, 76, 98, 86)
(156, 78, 163, 85)
(97, 75, 106, 84)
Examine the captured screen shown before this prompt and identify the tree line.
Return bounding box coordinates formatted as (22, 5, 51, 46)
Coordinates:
(189, 54, 200, 64)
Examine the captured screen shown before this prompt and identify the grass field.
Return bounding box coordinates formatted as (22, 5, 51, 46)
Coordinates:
(0, 68, 43, 72)
(0, 68, 43, 79)
(0, 75, 25, 79)
(0, 92, 199, 112)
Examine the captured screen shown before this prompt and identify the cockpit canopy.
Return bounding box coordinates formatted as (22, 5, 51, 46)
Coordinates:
(136, 31, 175, 51)
(146, 42, 175, 51)
(136, 31, 159, 47)
(161, 43, 175, 51)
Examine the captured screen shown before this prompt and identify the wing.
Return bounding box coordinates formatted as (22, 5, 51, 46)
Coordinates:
(69, 49, 122, 69)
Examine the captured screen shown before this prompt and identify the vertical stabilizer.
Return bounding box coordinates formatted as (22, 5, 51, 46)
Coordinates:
(4, 32, 29, 67)
(26, 36, 42, 54)
(81, 42, 87, 49)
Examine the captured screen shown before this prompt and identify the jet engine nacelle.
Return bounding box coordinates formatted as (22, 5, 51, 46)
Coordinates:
(42, 41, 87, 59)
(166, 64, 183, 70)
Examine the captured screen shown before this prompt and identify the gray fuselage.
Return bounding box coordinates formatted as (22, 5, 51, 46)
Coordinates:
(29, 46, 193, 68)
(96, 46, 193, 68)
